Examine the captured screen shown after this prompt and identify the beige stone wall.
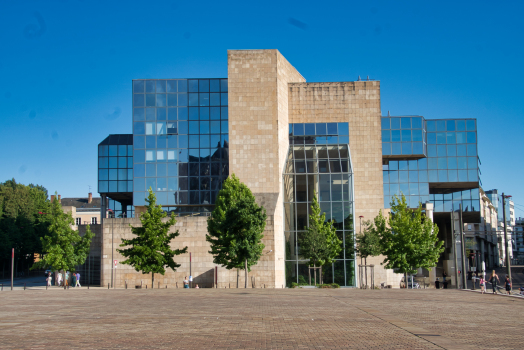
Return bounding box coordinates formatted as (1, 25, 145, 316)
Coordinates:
(101, 217, 280, 288)
(227, 50, 305, 288)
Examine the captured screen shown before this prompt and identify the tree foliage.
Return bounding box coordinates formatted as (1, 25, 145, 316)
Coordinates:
(377, 195, 444, 275)
(299, 195, 342, 268)
(0, 179, 53, 271)
(355, 220, 382, 263)
(117, 188, 187, 287)
(206, 174, 266, 288)
(31, 194, 94, 272)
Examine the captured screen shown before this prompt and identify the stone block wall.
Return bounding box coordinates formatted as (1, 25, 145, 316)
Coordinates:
(227, 49, 305, 288)
(101, 216, 280, 288)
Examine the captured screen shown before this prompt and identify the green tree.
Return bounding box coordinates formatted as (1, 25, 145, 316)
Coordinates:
(356, 220, 382, 266)
(117, 188, 187, 288)
(31, 194, 94, 275)
(206, 174, 267, 288)
(378, 194, 444, 283)
(298, 195, 342, 284)
(0, 179, 52, 276)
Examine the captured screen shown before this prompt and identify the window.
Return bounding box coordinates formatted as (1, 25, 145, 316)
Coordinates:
(91, 217, 97, 225)
(467, 224, 472, 231)
(75, 218, 81, 225)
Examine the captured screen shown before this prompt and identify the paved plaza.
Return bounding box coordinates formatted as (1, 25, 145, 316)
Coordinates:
(0, 287, 523, 349)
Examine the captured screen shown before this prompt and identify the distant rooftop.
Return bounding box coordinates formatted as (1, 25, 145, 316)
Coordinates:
(60, 197, 101, 209)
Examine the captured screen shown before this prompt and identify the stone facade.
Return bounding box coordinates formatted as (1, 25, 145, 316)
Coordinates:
(227, 50, 305, 288)
(101, 216, 280, 288)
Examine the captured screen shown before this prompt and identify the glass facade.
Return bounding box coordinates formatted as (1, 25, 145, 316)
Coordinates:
(382, 117, 480, 212)
(132, 79, 229, 211)
(284, 124, 355, 287)
(98, 134, 133, 194)
(289, 122, 349, 145)
(381, 116, 426, 157)
(108, 198, 134, 218)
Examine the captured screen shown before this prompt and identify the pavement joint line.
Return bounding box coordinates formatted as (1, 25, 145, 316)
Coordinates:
(331, 295, 475, 350)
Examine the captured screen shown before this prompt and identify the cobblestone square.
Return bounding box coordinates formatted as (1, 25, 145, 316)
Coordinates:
(0, 287, 522, 349)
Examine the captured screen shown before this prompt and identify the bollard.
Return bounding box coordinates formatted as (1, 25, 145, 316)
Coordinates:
(125, 282, 127, 289)
(166, 285, 167, 289)
(146, 285, 147, 289)
(1, 283, 3, 291)
(46, 283, 48, 290)
(158, 282, 160, 289)
(229, 283, 230, 288)
(24, 283, 26, 290)
(264, 284, 266, 289)
(108, 283, 110, 289)
(88, 284, 89, 290)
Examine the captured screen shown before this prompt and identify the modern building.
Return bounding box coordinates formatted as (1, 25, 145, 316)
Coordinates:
(97, 49, 483, 288)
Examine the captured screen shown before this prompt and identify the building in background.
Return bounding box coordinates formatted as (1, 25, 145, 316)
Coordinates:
(515, 218, 524, 264)
(485, 189, 516, 266)
(96, 49, 483, 288)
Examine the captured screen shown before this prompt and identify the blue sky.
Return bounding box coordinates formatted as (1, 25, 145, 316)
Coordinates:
(1, 0, 523, 215)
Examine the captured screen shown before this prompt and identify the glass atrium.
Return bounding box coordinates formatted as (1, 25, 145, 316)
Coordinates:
(284, 123, 355, 287)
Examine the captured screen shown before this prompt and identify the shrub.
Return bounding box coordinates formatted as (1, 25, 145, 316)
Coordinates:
(317, 283, 340, 288)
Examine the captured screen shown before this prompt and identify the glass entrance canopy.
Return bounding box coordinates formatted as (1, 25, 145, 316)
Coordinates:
(283, 144, 355, 287)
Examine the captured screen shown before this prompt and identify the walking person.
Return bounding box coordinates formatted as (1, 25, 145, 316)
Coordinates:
(47, 272, 52, 287)
(183, 276, 189, 289)
(479, 276, 486, 294)
(504, 275, 511, 295)
(72, 272, 76, 287)
(75, 272, 81, 287)
(488, 270, 499, 294)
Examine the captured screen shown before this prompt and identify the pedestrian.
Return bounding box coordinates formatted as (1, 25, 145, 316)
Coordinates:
(195, 284, 199, 289)
(488, 270, 499, 294)
(65, 271, 70, 287)
(47, 272, 52, 287)
(72, 272, 76, 287)
(504, 275, 511, 295)
(57, 272, 63, 287)
(183, 276, 189, 289)
(442, 271, 447, 282)
(76, 272, 81, 287)
(479, 276, 486, 294)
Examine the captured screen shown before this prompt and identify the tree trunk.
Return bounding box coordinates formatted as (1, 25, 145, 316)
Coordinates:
(404, 272, 407, 289)
(236, 268, 239, 288)
(365, 257, 368, 289)
(244, 259, 248, 289)
(152, 273, 154, 289)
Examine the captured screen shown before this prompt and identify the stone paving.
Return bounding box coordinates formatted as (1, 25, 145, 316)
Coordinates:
(0, 287, 523, 349)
